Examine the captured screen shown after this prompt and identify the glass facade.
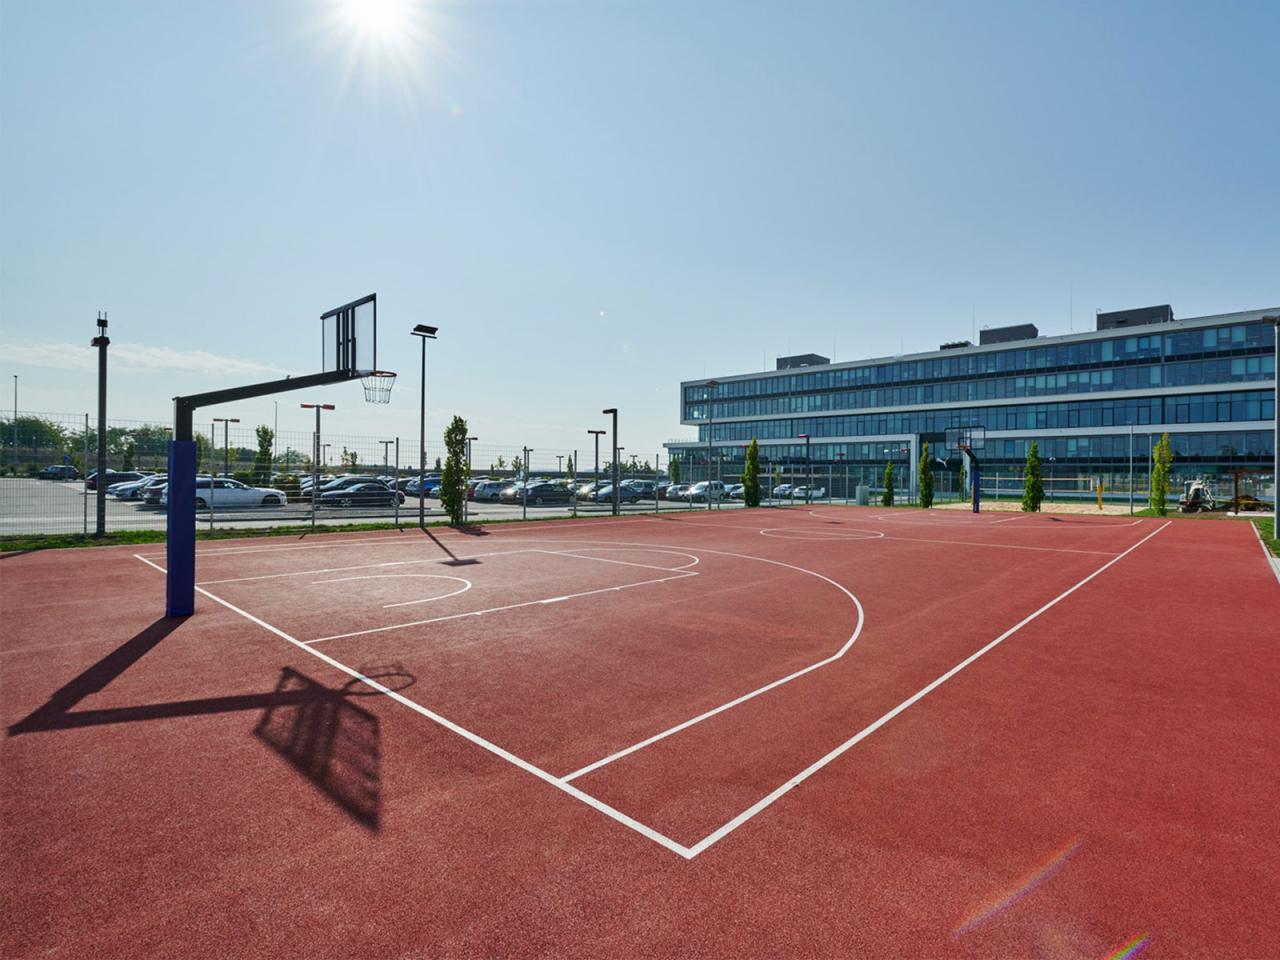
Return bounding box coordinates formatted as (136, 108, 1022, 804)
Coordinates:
(667, 310, 1278, 495)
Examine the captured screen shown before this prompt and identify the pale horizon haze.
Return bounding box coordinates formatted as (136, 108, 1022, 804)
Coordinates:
(2, 0, 1277, 466)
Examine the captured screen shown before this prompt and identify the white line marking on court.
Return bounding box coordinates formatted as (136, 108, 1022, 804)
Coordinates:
(307, 571, 698, 644)
(678, 520, 1172, 857)
(542, 547, 702, 574)
(304, 573, 474, 609)
(197, 548, 538, 585)
(130, 553, 698, 860)
(991, 514, 1024, 524)
(758, 528, 885, 542)
(561, 570, 865, 782)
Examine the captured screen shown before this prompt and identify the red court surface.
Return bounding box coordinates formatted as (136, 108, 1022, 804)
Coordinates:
(3, 506, 1278, 958)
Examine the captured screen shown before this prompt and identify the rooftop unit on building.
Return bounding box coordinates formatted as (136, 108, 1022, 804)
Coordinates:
(1096, 304, 1174, 330)
(939, 340, 973, 350)
(776, 353, 830, 370)
(978, 323, 1039, 345)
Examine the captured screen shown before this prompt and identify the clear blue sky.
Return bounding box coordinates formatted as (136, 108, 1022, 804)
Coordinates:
(2, 0, 1277, 466)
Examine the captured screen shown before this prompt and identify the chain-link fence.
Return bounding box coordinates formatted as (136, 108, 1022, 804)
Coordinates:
(0, 411, 767, 538)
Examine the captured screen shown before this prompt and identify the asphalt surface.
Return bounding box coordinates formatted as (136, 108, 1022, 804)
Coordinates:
(0, 478, 758, 535)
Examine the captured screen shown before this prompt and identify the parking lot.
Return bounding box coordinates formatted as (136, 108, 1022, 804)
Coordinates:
(0, 478, 749, 536)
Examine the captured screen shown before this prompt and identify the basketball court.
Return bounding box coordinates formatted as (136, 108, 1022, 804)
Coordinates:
(4, 503, 1277, 957)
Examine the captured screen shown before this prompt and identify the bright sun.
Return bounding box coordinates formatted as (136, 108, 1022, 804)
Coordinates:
(339, 0, 413, 43)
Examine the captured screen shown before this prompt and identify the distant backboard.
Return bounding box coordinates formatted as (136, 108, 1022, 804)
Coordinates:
(945, 425, 986, 453)
(321, 293, 377, 376)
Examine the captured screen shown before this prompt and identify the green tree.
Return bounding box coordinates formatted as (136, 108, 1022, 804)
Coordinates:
(340, 447, 358, 471)
(1022, 440, 1045, 512)
(670, 457, 681, 485)
(882, 461, 895, 507)
(195, 432, 211, 473)
(566, 454, 575, 480)
(1150, 432, 1174, 515)
(918, 441, 934, 509)
(511, 455, 523, 477)
(253, 425, 274, 484)
(121, 440, 136, 472)
(434, 455, 443, 472)
(743, 437, 761, 507)
(440, 415, 469, 525)
(495, 455, 506, 472)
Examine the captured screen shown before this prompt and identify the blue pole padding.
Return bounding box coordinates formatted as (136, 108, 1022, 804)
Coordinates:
(166, 440, 197, 617)
(972, 466, 982, 513)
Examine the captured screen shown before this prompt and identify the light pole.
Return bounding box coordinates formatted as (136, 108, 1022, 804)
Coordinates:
(1048, 456, 1056, 502)
(1128, 422, 1135, 515)
(10, 374, 15, 474)
(798, 433, 811, 503)
(273, 400, 278, 474)
(301, 403, 334, 529)
(212, 417, 239, 476)
(704, 380, 718, 509)
(379, 439, 394, 481)
(522, 445, 533, 520)
(1266, 314, 1280, 533)
(411, 324, 439, 528)
(91, 313, 109, 536)
(835, 451, 846, 502)
(602, 408, 619, 516)
(588, 428, 605, 507)
(321, 443, 331, 468)
(465, 436, 477, 524)
(557, 454, 564, 476)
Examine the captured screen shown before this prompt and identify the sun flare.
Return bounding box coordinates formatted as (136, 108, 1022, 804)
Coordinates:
(338, 0, 413, 43)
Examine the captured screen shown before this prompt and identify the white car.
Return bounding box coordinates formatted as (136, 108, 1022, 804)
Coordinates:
(161, 478, 288, 509)
(791, 486, 826, 500)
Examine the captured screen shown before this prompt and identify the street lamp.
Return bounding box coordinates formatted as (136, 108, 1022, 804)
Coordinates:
(212, 417, 239, 476)
(704, 380, 718, 510)
(602, 408, 619, 515)
(300, 403, 335, 528)
(798, 433, 812, 503)
(1266, 314, 1280, 533)
(411, 323, 439, 528)
(379, 439, 394, 481)
(522, 445, 533, 520)
(557, 454, 564, 475)
(588, 428, 606, 504)
(835, 451, 846, 503)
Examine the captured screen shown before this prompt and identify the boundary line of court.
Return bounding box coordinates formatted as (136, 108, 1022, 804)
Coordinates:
(678, 519, 1172, 856)
(131, 553, 698, 860)
(130, 521, 1167, 859)
(1249, 520, 1280, 585)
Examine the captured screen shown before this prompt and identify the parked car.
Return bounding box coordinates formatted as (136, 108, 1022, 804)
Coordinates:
(591, 484, 642, 505)
(772, 483, 793, 499)
(404, 475, 443, 497)
(623, 480, 657, 499)
(522, 482, 573, 506)
(111, 475, 168, 500)
(160, 477, 288, 509)
(471, 480, 507, 502)
(728, 483, 745, 500)
(318, 475, 384, 493)
(791, 486, 826, 500)
(38, 464, 80, 480)
(665, 483, 690, 501)
(86, 470, 150, 491)
(687, 481, 728, 503)
(317, 482, 400, 508)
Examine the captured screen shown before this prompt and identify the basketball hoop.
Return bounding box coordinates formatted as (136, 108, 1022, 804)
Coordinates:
(361, 370, 397, 404)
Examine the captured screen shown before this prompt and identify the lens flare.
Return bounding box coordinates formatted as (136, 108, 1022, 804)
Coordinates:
(953, 838, 1083, 935)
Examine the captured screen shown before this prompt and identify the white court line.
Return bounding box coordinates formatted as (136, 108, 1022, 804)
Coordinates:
(678, 520, 1172, 857)
(307, 571, 699, 644)
(131, 553, 697, 860)
(198, 549, 539, 585)
(543, 548, 702, 574)
(306, 573, 474, 609)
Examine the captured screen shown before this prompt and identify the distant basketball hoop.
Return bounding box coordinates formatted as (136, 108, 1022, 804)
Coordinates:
(361, 370, 397, 405)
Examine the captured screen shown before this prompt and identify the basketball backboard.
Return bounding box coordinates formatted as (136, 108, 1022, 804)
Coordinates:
(321, 293, 377, 376)
(945, 425, 986, 453)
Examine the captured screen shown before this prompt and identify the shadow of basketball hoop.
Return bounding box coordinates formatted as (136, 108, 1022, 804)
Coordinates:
(253, 667, 384, 830)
